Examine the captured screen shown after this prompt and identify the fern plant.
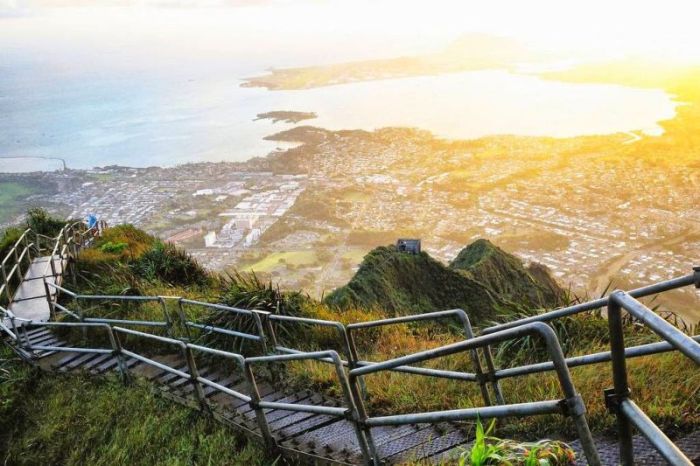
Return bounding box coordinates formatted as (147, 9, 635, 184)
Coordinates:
(459, 418, 576, 465)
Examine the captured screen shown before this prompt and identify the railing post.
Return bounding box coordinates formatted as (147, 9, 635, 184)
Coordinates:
(159, 297, 174, 337)
(330, 352, 377, 466)
(49, 252, 58, 288)
(261, 315, 283, 385)
(482, 344, 505, 404)
(6, 267, 16, 302)
(251, 311, 269, 354)
(348, 372, 379, 465)
(260, 311, 280, 385)
(521, 323, 600, 466)
(606, 292, 634, 466)
(8, 314, 18, 340)
(74, 298, 85, 322)
(1, 264, 8, 301)
(62, 228, 69, 251)
(182, 344, 209, 412)
(456, 310, 493, 406)
(44, 279, 54, 319)
(242, 361, 275, 447)
(345, 330, 368, 398)
(263, 314, 278, 350)
(15, 249, 24, 279)
(112, 330, 131, 384)
(176, 298, 193, 341)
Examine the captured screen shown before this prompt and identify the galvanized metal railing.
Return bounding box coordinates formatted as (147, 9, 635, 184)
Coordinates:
(345, 320, 604, 465)
(346, 310, 502, 406)
(1, 220, 697, 465)
(0, 280, 592, 464)
(5, 296, 606, 465)
(0, 219, 104, 317)
(1, 229, 43, 305)
(0, 219, 106, 344)
(605, 290, 700, 466)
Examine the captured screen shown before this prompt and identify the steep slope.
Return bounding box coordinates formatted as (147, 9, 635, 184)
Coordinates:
(449, 239, 565, 309)
(324, 245, 515, 321)
(0, 347, 269, 466)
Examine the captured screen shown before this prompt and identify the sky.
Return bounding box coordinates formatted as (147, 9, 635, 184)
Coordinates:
(2, 0, 700, 65)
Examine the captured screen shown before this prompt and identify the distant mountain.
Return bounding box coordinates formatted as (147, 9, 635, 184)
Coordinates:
(242, 33, 554, 91)
(325, 239, 565, 322)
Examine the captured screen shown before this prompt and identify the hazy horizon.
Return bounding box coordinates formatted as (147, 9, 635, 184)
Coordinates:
(4, 0, 700, 65)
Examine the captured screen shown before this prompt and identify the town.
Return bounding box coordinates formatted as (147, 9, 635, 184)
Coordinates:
(1, 124, 698, 324)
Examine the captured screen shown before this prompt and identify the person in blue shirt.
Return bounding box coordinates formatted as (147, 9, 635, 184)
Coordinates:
(87, 214, 98, 230)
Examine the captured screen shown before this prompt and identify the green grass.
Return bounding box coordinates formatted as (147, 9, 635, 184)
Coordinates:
(0, 346, 275, 466)
(0, 182, 35, 225)
(62, 224, 699, 442)
(244, 250, 317, 272)
(341, 248, 368, 263)
(324, 245, 517, 321)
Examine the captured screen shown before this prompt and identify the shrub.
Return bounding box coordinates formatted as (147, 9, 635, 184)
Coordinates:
(196, 271, 307, 355)
(133, 242, 209, 287)
(0, 227, 23, 261)
(96, 225, 155, 259)
(99, 241, 128, 254)
(24, 207, 66, 238)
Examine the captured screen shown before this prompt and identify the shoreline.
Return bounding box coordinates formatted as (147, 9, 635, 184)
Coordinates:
(0, 122, 668, 175)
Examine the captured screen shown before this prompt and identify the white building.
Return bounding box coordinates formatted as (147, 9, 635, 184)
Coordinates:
(204, 231, 217, 247)
(193, 189, 214, 196)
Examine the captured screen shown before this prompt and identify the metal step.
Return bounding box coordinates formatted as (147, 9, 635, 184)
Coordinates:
(61, 352, 104, 371)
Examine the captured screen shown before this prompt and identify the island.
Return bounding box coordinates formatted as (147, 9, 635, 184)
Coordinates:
(254, 111, 317, 124)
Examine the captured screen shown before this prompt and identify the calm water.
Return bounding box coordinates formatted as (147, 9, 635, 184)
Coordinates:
(0, 8, 677, 172)
(0, 67, 677, 172)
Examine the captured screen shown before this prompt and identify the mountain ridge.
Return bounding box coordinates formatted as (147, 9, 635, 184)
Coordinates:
(325, 239, 566, 322)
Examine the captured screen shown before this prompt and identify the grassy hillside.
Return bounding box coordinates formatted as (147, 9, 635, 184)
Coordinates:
(449, 239, 565, 309)
(2, 217, 697, 463)
(0, 347, 274, 466)
(324, 245, 512, 321)
(324, 240, 566, 322)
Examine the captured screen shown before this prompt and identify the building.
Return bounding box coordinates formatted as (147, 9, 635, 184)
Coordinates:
(204, 231, 217, 247)
(166, 228, 203, 244)
(397, 239, 421, 254)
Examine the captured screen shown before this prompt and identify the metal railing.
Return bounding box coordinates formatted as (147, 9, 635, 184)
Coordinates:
(1, 229, 42, 304)
(7, 297, 605, 465)
(348, 321, 602, 465)
(605, 290, 700, 466)
(0, 281, 591, 463)
(0, 219, 105, 318)
(2, 220, 698, 465)
(346, 309, 502, 405)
